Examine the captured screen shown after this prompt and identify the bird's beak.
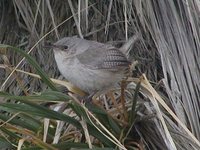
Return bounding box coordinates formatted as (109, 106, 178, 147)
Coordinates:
(43, 43, 55, 49)
(43, 43, 68, 51)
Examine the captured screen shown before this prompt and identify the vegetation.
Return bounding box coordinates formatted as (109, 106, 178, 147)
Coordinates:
(0, 0, 200, 149)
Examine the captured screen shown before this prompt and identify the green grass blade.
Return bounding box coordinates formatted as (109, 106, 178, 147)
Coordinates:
(0, 91, 80, 128)
(0, 102, 81, 128)
(0, 113, 41, 132)
(69, 103, 116, 147)
(0, 91, 70, 102)
(129, 81, 141, 124)
(0, 136, 14, 149)
(0, 44, 58, 91)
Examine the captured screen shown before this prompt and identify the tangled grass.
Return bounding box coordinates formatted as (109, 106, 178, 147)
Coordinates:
(0, 0, 200, 149)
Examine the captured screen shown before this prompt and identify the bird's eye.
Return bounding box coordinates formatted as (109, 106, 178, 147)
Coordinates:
(61, 45, 68, 50)
(63, 45, 68, 49)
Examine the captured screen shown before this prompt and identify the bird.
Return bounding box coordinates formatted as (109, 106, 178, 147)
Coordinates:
(50, 36, 131, 97)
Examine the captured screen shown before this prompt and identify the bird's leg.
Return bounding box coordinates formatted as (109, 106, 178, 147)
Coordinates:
(58, 86, 70, 94)
(81, 92, 96, 103)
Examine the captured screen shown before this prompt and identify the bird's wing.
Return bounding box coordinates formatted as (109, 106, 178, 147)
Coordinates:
(76, 46, 130, 71)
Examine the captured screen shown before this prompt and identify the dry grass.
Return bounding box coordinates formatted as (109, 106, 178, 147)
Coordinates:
(0, 0, 200, 149)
